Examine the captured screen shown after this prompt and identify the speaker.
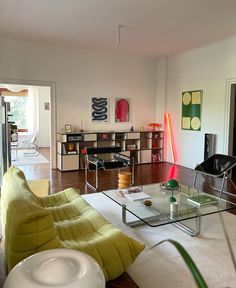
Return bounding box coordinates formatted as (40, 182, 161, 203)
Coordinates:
(204, 134, 215, 160)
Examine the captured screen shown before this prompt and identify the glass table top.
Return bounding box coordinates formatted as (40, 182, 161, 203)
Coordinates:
(102, 183, 236, 227)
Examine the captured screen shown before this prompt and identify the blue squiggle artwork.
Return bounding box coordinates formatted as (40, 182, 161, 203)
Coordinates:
(91, 97, 109, 122)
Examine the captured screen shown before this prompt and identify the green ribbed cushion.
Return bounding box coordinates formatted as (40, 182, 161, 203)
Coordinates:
(1, 166, 145, 281)
(1, 166, 63, 271)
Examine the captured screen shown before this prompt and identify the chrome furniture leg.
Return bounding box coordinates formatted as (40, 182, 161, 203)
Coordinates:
(122, 204, 201, 237)
(85, 156, 99, 191)
(166, 214, 201, 237)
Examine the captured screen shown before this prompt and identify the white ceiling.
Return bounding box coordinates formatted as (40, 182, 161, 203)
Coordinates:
(1, 0, 236, 57)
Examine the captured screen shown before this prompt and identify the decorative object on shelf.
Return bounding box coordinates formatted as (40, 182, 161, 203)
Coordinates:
(148, 123, 161, 131)
(80, 119, 84, 132)
(130, 126, 134, 132)
(182, 90, 202, 131)
(115, 98, 130, 122)
(66, 143, 77, 154)
(65, 124, 72, 133)
(91, 97, 109, 123)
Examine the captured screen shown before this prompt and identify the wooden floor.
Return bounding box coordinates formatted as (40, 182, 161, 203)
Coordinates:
(1, 150, 236, 287)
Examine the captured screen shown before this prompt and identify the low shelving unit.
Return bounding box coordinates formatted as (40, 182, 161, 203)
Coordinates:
(57, 130, 164, 171)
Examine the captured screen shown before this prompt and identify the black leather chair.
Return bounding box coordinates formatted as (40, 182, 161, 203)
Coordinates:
(193, 154, 236, 198)
(85, 146, 134, 191)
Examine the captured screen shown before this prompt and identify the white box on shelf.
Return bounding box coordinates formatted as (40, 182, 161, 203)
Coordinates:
(84, 134, 97, 141)
(126, 133, 140, 139)
(140, 150, 152, 163)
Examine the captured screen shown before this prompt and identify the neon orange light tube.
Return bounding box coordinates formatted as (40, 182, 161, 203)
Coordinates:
(165, 112, 176, 163)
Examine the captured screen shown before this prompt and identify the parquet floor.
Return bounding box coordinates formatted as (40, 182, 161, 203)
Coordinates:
(1, 149, 236, 287)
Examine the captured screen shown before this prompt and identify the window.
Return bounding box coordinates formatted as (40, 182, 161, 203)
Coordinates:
(5, 96, 28, 130)
(3, 88, 38, 136)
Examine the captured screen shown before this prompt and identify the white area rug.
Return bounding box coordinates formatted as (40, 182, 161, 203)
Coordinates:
(11, 149, 49, 165)
(83, 193, 236, 288)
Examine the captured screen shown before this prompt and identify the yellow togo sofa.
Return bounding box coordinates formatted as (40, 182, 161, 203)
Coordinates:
(1, 166, 145, 281)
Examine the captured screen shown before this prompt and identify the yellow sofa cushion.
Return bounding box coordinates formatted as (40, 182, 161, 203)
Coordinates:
(1, 166, 145, 281)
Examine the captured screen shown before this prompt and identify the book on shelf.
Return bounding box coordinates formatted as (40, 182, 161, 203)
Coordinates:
(125, 191, 151, 202)
(187, 195, 218, 206)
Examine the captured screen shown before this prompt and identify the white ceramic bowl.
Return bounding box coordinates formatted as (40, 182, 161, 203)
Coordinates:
(4, 249, 105, 288)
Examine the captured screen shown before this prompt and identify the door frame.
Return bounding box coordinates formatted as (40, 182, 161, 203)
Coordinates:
(0, 78, 57, 168)
(224, 77, 236, 155)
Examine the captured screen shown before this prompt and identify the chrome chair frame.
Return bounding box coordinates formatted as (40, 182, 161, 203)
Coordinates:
(85, 146, 134, 191)
(22, 135, 38, 156)
(193, 154, 236, 198)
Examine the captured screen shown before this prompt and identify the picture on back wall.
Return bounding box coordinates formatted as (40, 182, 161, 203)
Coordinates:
(182, 90, 202, 131)
(91, 97, 109, 123)
(115, 98, 131, 122)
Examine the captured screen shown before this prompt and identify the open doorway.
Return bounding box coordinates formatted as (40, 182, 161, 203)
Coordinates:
(0, 84, 51, 169)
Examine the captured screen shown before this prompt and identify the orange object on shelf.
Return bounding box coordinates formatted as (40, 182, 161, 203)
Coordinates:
(148, 123, 161, 131)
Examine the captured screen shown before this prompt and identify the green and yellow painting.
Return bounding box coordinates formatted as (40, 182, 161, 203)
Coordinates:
(182, 90, 202, 131)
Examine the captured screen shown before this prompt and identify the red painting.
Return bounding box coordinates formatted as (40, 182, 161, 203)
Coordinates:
(115, 98, 130, 122)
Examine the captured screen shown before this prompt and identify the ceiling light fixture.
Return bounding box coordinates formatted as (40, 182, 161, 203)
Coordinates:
(4, 84, 25, 93)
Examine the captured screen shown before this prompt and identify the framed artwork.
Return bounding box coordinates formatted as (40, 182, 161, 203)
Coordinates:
(115, 98, 130, 122)
(44, 102, 50, 110)
(182, 90, 202, 131)
(65, 124, 72, 133)
(91, 97, 109, 123)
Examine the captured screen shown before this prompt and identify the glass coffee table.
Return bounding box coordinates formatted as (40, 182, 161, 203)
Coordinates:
(102, 183, 236, 236)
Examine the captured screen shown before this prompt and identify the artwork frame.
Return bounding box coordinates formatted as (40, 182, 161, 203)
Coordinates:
(65, 124, 72, 133)
(91, 97, 109, 123)
(181, 90, 202, 131)
(115, 98, 131, 123)
(44, 102, 50, 110)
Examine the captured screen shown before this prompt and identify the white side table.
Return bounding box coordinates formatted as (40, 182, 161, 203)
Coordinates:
(4, 249, 105, 288)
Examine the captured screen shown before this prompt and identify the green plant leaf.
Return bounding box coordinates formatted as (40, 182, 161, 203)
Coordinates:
(152, 239, 208, 288)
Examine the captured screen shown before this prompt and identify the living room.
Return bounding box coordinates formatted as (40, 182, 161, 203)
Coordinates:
(1, 1, 236, 287)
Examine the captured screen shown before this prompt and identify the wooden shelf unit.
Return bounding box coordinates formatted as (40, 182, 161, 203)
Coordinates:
(57, 130, 164, 171)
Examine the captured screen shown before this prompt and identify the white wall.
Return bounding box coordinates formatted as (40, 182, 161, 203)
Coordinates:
(3, 35, 236, 170)
(162, 35, 236, 168)
(0, 37, 157, 134)
(155, 57, 167, 124)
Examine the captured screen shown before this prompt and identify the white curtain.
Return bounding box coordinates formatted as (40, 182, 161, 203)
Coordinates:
(27, 87, 39, 137)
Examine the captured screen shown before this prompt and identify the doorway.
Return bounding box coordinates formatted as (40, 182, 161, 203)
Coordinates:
(0, 79, 56, 180)
(0, 85, 51, 167)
